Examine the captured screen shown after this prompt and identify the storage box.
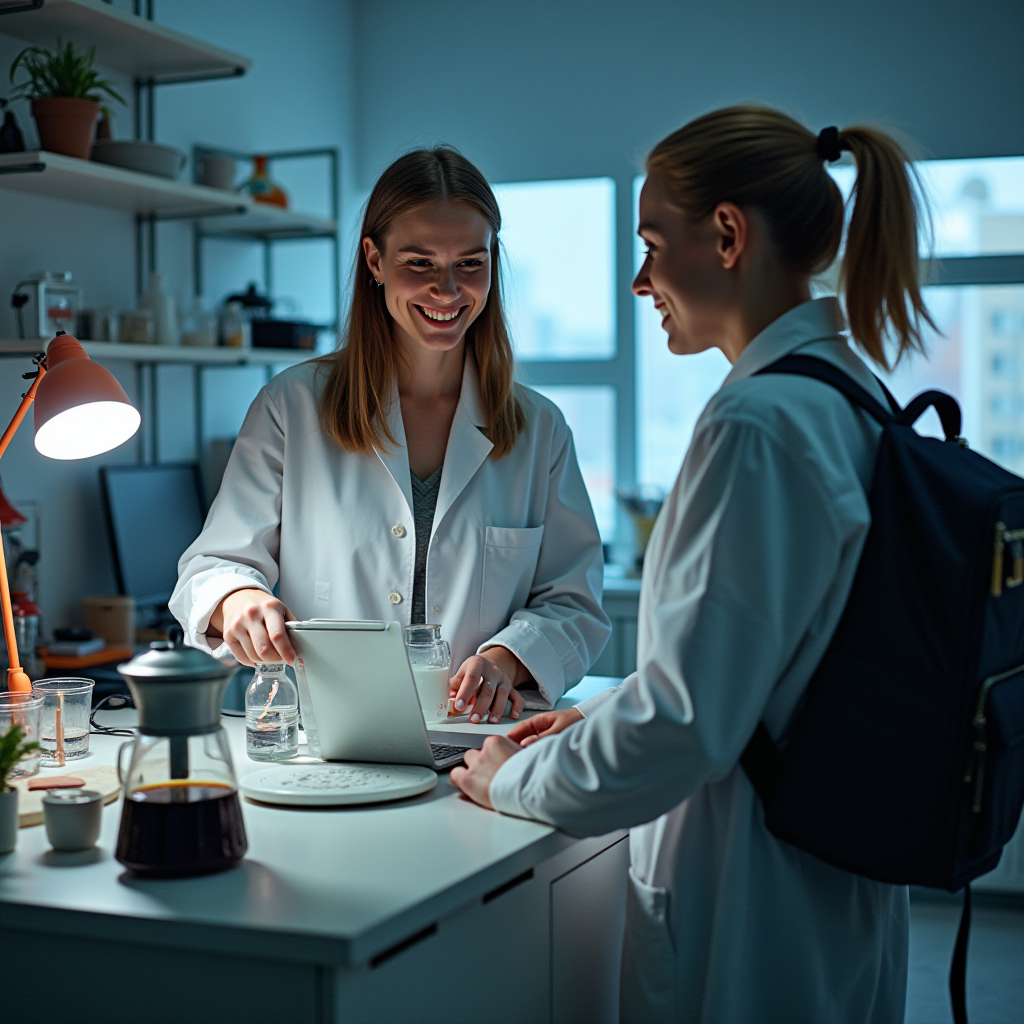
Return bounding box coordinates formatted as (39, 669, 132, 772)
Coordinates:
(82, 596, 135, 648)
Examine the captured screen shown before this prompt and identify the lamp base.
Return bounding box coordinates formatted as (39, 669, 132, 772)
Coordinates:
(7, 668, 31, 693)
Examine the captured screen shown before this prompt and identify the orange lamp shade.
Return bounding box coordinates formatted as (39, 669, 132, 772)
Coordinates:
(34, 334, 140, 459)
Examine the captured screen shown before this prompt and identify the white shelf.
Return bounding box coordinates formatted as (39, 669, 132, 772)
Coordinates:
(0, 0, 250, 82)
(0, 339, 314, 366)
(0, 151, 337, 236)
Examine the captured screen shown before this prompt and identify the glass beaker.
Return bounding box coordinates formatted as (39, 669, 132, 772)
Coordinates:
(0, 692, 44, 778)
(403, 624, 452, 724)
(31, 678, 93, 767)
(245, 663, 299, 761)
(115, 727, 247, 877)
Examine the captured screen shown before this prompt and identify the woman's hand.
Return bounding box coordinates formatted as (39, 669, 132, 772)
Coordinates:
(506, 707, 583, 747)
(450, 735, 521, 810)
(208, 588, 297, 667)
(449, 647, 528, 724)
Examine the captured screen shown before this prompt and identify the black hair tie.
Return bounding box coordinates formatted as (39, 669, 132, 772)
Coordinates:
(816, 126, 842, 163)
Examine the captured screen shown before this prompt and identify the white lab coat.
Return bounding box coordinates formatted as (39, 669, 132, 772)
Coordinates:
(490, 299, 909, 1023)
(170, 354, 610, 707)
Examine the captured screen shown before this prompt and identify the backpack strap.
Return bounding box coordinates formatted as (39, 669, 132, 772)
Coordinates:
(950, 884, 972, 1024)
(755, 354, 897, 425)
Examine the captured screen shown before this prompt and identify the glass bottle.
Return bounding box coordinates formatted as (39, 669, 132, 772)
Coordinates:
(403, 624, 452, 724)
(240, 154, 288, 209)
(245, 663, 299, 761)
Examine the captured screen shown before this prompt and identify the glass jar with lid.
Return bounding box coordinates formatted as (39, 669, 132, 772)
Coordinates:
(403, 624, 452, 724)
(245, 663, 299, 761)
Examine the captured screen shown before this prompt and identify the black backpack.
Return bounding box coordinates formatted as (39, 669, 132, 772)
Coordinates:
(740, 355, 1024, 1024)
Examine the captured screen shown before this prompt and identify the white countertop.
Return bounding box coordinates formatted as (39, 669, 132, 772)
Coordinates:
(0, 677, 618, 967)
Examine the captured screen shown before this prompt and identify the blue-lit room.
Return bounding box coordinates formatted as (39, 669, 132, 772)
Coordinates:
(0, 2, 1022, 1022)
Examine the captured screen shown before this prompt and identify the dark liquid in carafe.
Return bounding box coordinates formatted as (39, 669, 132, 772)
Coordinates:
(116, 781, 247, 878)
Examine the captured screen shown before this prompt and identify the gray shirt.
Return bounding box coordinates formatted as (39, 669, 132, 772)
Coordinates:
(410, 464, 443, 623)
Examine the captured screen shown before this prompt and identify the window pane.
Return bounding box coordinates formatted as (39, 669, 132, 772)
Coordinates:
(881, 285, 1024, 475)
(495, 178, 616, 360)
(830, 158, 1024, 258)
(532, 385, 616, 538)
(633, 176, 730, 491)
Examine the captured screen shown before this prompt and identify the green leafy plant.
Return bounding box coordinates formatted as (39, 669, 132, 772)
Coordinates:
(9, 38, 125, 106)
(0, 723, 40, 793)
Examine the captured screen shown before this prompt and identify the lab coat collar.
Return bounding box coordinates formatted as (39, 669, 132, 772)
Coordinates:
(373, 350, 493, 523)
(724, 297, 846, 385)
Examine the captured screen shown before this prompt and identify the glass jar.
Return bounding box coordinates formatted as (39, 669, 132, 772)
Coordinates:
(403, 624, 452, 724)
(245, 663, 299, 761)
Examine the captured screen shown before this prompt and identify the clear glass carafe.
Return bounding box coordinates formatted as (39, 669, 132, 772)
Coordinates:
(245, 662, 299, 761)
(116, 727, 246, 878)
(403, 624, 452, 724)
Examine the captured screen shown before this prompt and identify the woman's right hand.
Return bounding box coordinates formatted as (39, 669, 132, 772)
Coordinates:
(506, 707, 583, 747)
(208, 588, 297, 667)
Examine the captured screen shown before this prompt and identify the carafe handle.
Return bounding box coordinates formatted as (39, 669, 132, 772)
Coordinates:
(116, 738, 135, 787)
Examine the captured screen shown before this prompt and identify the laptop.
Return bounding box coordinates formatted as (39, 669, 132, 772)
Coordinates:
(286, 619, 470, 770)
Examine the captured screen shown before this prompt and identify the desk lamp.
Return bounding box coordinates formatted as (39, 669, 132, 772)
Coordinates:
(1, 332, 140, 692)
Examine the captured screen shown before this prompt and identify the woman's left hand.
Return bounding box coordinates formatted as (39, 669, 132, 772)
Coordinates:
(450, 735, 521, 810)
(449, 648, 527, 723)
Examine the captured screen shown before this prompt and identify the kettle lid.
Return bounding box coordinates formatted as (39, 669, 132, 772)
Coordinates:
(118, 627, 233, 682)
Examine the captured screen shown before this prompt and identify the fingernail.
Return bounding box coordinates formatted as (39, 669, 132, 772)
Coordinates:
(455, 699, 465, 711)
(470, 713, 480, 723)
(490, 715, 499, 723)
(512, 711, 520, 718)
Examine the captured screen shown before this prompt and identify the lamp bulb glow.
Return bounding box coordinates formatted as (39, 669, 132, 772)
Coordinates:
(34, 401, 141, 460)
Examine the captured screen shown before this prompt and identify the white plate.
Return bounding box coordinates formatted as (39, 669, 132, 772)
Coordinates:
(240, 763, 437, 806)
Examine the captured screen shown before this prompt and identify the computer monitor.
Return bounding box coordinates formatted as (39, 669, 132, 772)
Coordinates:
(99, 463, 206, 608)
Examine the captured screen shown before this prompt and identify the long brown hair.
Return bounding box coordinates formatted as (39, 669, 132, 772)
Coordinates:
(646, 105, 935, 369)
(318, 146, 524, 456)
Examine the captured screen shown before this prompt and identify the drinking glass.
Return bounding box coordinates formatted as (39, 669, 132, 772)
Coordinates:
(31, 679, 94, 767)
(403, 625, 452, 724)
(0, 692, 44, 778)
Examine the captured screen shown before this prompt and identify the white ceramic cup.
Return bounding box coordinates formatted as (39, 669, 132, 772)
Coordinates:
(42, 789, 103, 851)
(196, 153, 237, 190)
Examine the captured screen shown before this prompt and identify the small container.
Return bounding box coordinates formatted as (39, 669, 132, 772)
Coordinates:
(31, 678, 94, 767)
(180, 294, 217, 348)
(245, 663, 299, 761)
(240, 154, 288, 208)
(219, 301, 251, 349)
(403, 624, 452, 724)
(43, 789, 103, 851)
(0, 692, 44, 778)
(139, 272, 179, 346)
(119, 309, 155, 344)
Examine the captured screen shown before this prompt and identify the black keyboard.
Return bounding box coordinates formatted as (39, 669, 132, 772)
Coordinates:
(431, 742, 469, 769)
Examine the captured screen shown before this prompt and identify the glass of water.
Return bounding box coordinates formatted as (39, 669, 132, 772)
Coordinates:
(31, 679, 94, 767)
(245, 663, 299, 761)
(0, 692, 44, 777)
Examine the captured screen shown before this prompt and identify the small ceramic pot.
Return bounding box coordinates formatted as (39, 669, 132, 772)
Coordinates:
(31, 97, 100, 159)
(43, 789, 103, 851)
(0, 788, 17, 854)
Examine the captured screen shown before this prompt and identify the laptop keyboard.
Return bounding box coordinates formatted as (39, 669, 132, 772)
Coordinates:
(431, 742, 469, 769)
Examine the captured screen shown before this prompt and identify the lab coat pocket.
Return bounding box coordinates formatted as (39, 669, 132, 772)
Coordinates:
(620, 868, 676, 1024)
(479, 525, 545, 633)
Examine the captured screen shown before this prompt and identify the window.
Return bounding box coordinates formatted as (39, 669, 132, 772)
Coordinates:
(495, 178, 616, 360)
(498, 178, 621, 541)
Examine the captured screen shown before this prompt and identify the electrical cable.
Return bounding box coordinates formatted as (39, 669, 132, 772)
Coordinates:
(89, 692, 135, 737)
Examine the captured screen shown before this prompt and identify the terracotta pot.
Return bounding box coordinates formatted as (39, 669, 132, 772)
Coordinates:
(31, 97, 100, 159)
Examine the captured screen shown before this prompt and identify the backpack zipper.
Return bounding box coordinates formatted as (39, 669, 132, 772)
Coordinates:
(966, 661, 1024, 812)
(990, 522, 1024, 597)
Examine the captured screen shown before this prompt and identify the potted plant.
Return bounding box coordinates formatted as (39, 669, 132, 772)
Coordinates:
(9, 39, 124, 159)
(0, 723, 39, 854)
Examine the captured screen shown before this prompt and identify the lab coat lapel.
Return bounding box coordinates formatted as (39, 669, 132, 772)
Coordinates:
(372, 385, 414, 516)
(433, 355, 493, 532)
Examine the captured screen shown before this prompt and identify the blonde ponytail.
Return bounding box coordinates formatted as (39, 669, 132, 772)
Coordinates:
(647, 105, 935, 369)
(838, 126, 935, 368)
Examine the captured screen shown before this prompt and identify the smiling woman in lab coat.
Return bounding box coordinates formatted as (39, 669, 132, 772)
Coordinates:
(171, 146, 610, 723)
(452, 108, 934, 1022)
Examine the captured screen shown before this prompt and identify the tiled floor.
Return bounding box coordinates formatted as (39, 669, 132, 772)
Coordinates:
(905, 898, 1024, 1024)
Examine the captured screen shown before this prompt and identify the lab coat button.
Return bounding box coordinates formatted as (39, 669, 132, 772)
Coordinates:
(433, 605, 441, 614)
(391, 524, 406, 538)
(388, 591, 402, 605)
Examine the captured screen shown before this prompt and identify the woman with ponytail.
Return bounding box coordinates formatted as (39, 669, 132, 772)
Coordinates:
(453, 107, 932, 1022)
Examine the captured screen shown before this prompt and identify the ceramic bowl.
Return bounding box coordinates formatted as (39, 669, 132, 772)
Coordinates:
(91, 140, 186, 180)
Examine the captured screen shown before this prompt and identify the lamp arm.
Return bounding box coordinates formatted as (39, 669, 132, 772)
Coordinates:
(0, 361, 46, 693)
